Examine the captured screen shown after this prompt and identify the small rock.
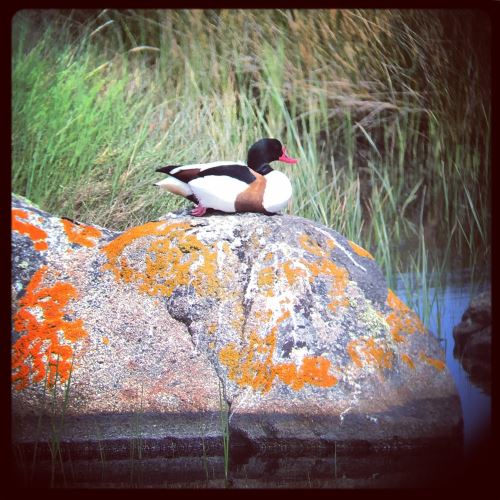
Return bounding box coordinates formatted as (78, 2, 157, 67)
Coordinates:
(453, 290, 491, 394)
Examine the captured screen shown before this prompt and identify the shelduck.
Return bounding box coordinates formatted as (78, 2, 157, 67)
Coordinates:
(154, 138, 298, 216)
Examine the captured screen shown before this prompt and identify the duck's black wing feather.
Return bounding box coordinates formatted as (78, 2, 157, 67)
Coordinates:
(197, 164, 256, 184)
(155, 165, 181, 174)
(156, 163, 257, 185)
(155, 165, 202, 183)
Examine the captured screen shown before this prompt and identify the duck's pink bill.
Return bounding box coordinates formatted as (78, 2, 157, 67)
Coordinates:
(278, 146, 298, 164)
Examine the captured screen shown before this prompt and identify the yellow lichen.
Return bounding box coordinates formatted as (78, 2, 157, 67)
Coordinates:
(102, 221, 188, 276)
(298, 234, 326, 257)
(326, 238, 336, 250)
(231, 302, 246, 334)
(101, 221, 221, 299)
(419, 352, 446, 371)
(254, 309, 273, 323)
(401, 353, 415, 369)
(264, 252, 274, 262)
(304, 258, 350, 312)
(257, 266, 276, 296)
(348, 240, 374, 260)
(257, 266, 275, 287)
(12, 266, 88, 390)
(298, 233, 350, 313)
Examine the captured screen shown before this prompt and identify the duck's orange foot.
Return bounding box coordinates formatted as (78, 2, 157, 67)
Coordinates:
(191, 204, 207, 217)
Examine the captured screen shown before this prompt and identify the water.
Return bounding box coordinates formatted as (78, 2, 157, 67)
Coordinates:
(395, 271, 491, 454)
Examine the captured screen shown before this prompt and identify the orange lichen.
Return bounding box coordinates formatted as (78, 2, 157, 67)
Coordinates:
(298, 234, 350, 313)
(347, 340, 363, 368)
(275, 309, 291, 326)
(13, 208, 28, 218)
(218, 331, 274, 392)
(385, 289, 426, 342)
(12, 208, 48, 251)
(257, 266, 276, 296)
(274, 356, 338, 390)
(264, 252, 274, 262)
(101, 221, 221, 299)
(219, 330, 337, 393)
(419, 352, 446, 371)
(390, 329, 406, 343)
(364, 338, 393, 369)
(254, 309, 273, 323)
(282, 261, 307, 286)
(219, 309, 337, 393)
(102, 336, 110, 345)
(401, 354, 415, 369)
(347, 337, 394, 370)
(297, 356, 338, 388)
(61, 218, 102, 247)
(308, 258, 350, 312)
(257, 259, 308, 295)
(102, 221, 187, 273)
(298, 234, 326, 257)
(12, 266, 88, 390)
(231, 302, 246, 333)
(326, 238, 336, 250)
(327, 295, 350, 312)
(348, 240, 374, 260)
(257, 266, 275, 287)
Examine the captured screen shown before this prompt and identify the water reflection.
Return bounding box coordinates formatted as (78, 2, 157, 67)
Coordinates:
(395, 272, 491, 454)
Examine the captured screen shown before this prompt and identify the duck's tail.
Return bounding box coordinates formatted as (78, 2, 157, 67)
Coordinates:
(154, 174, 196, 202)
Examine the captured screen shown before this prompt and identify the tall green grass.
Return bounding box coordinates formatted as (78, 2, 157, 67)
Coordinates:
(218, 379, 230, 486)
(12, 9, 490, 280)
(13, 355, 76, 487)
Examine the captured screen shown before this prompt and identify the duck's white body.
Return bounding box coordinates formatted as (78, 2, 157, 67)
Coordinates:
(189, 173, 251, 213)
(154, 138, 298, 216)
(155, 161, 247, 211)
(261, 170, 293, 213)
(156, 165, 292, 213)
